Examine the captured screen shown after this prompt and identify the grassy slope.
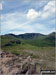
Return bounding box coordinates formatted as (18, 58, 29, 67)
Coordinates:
(1, 34, 24, 46)
(25, 32, 55, 47)
(1, 32, 55, 57)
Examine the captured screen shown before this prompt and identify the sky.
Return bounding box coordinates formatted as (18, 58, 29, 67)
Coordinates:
(0, 0, 56, 35)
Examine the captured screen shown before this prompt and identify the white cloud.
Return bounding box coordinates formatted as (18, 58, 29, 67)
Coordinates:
(26, 9, 40, 20)
(41, 1, 55, 19)
(26, 1, 55, 20)
(44, 1, 55, 12)
(0, 3, 3, 10)
(41, 12, 49, 19)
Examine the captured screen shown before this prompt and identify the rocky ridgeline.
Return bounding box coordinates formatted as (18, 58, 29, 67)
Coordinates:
(0, 51, 41, 75)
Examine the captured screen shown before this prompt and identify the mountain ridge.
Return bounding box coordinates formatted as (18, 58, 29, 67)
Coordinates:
(1, 33, 46, 40)
(1, 32, 55, 47)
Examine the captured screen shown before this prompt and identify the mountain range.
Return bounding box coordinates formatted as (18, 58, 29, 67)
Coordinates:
(1, 32, 55, 47)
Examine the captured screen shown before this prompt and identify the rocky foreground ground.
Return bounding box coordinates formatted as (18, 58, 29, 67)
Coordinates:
(0, 51, 42, 75)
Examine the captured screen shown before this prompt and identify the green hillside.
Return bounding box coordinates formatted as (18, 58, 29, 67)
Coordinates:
(1, 34, 24, 47)
(1, 32, 55, 51)
(25, 32, 55, 47)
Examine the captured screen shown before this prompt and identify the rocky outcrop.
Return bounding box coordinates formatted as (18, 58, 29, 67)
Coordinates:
(0, 51, 41, 75)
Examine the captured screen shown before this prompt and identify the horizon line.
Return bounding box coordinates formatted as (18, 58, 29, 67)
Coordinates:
(0, 31, 55, 36)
